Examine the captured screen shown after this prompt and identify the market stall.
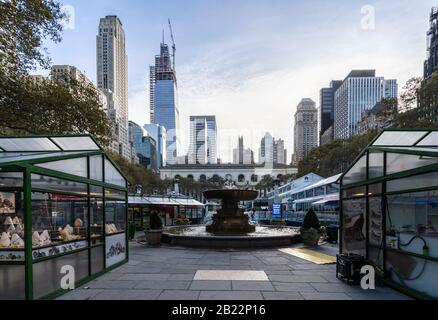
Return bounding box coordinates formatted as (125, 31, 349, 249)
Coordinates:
(128, 196, 204, 228)
(0, 135, 129, 300)
(339, 129, 438, 299)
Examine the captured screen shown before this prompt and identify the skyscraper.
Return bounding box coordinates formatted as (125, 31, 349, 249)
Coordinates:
(293, 98, 318, 164)
(233, 137, 254, 165)
(150, 40, 180, 165)
(319, 80, 342, 145)
(144, 123, 167, 169)
(420, 7, 438, 122)
(424, 7, 438, 79)
(273, 139, 286, 165)
(96, 15, 130, 159)
(188, 115, 217, 165)
(129, 121, 157, 172)
(259, 132, 274, 164)
(334, 70, 397, 140)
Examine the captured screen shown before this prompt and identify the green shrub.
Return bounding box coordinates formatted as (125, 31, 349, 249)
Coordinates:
(149, 212, 163, 230)
(302, 208, 320, 230)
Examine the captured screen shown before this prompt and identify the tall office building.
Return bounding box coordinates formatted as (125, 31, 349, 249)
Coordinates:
(149, 39, 180, 165)
(420, 7, 438, 122)
(424, 7, 438, 79)
(259, 132, 274, 164)
(188, 116, 217, 165)
(319, 80, 342, 145)
(96, 15, 130, 159)
(293, 98, 318, 164)
(233, 137, 254, 165)
(334, 70, 397, 140)
(144, 123, 167, 169)
(51, 65, 109, 113)
(273, 139, 287, 165)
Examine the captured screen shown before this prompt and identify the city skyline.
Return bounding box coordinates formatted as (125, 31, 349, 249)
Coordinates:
(35, 0, 434, 162)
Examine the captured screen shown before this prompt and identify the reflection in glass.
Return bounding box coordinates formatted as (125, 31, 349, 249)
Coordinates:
(36, 157, 88, 177)
(90, 155, 103, 181)
(90, 199, 103, 244)
(104, 158, 125, 187)
(31, 174, 88, 196)
(372, 131, 427, 146)
(105, 201, 126, 234)
(387, 153, 438, 175)
(387, 171, 438, 193)
(343, 155, 367, 185)
(0, 192, 25, 258)
(0, 172, 23, 187)
(368, 152, 384, 178)
(31, 193, 88, 249)
(342, 198, 366, 256)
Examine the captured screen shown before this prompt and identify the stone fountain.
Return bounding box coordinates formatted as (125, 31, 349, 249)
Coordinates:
(204, 189, 258, 234)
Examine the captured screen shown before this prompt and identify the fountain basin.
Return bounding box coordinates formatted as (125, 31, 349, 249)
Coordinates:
(162, 225, 301, 248)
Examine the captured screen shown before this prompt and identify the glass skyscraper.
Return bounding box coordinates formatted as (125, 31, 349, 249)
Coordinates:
(150, 42, 180, 165)
(188, 116, 217, 165)
(334, 70, 397, 140)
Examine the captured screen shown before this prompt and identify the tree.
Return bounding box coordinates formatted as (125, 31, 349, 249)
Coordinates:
(0, 1, 111, 145)
(399, 77, 422, 112)
(297, 131, 378, 178)
(0, 75, 111, 145)
(0, 0, 66, 75)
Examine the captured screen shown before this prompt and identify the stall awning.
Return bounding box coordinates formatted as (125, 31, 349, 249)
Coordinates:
(128, 196, 204, 207)
(312, 195, 339, 206)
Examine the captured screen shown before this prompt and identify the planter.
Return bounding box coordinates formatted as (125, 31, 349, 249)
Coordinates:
(301, 228, 320, 246)
(145, 229, 162, 245)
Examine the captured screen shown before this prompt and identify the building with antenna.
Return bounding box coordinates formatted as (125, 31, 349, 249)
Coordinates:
(149, 20, 180, 165)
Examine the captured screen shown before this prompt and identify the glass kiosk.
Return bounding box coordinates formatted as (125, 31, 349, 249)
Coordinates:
(339, 129, 438, 299)
(0, 135, 128, 300)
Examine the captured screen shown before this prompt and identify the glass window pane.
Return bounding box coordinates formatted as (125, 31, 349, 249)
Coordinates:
(105, 201, 126, 234)
(368, 152, 384, 179)
(343, 156, 367, 185)
(36, 157, 87, 178)
(90, 198, 103, 244)
(31, 193, 88, 251)
(0, 172, 23, 187)
(33, 250, 88, 299)
(417, 132, 438, 146)
(51, 136, 99, 151)
(0, 191, 25, 256)
(0, 138, 59, 151)
(90, 155, 103, 181)
(387, 191, 438, 257)
(341, 198, 366, 256)
(387, 153, 438, 175)
(0, 265, 25, 300)
(104, 158, 125, 187)
(31, 174, 88, 196)
(373, 131, 427, 146)
(343, 186, 366, 198)
(90, 185, 103, 198)
(387, 171, 438, 193)
(105, 188, 126, 200)
(369, 197, 383, 247)
(368, 183, 382, 196)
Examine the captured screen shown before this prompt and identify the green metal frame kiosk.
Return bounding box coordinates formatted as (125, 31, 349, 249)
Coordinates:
(339, 129, 438, 299)
(0, 135, 129, 300)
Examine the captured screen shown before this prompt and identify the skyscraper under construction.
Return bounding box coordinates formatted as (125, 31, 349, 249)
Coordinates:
(149, 30, 180, 165)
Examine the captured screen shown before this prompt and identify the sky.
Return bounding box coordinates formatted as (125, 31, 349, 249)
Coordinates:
(37, 0, 436, 163)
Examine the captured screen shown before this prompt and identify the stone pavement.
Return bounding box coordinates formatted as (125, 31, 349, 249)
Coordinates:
(57, 241, 410, 300)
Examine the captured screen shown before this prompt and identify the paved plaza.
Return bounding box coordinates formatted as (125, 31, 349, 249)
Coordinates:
(58, 241, 410, 300)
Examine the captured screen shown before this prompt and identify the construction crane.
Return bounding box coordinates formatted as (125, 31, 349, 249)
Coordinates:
(168, 18, 176, 70)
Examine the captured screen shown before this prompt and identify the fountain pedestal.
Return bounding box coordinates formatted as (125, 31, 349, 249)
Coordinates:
(204, 190, 258, 234)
